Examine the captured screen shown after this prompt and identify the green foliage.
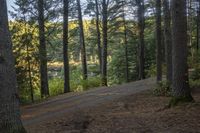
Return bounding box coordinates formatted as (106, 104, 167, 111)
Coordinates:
(9, 0, 161, 104)
(71, 77, 101, 92)
(190, 79, 200, 89)
(49, 78, 64, 96)
(108, 46, 127, 85)
(49, 76, 101, 96)
(48, 65, 102, 95)
(189, 50, 200, 89)
(19, 86, 34, 104)
(82, 77, 101, 90)
(10, 21, 40, 103)
(188, 50, 200, 68)
(153, 81, 172, 97)
(144, 17, 156, 76)
(146, 64, 156, 77)
(190, 68, 200, 81)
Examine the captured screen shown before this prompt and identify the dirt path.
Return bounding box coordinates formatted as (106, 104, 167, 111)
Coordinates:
(21, 78, 155, 128)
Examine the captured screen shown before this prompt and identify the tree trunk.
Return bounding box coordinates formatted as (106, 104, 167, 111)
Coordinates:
(187, 0, 193, 47)
(102, 0, 108, 86)
(0, 0, 26, 132)
(77, 0, 88, 80)
(26, 41, 34, 103)
(22, 10, 34, 103)
(163, 0, 172, 84)
(63, 0, 70, 93)
(197, 1, 200, 50)
(156, 0, 162, 82)
(122, 3, 129, 82)
(95, 0, 102, 74)
(137, 0, 145, 80)
(38, 0, 49, 97)
(170, 0, 193, 105)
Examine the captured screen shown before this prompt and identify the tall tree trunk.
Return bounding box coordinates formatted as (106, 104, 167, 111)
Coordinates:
(95, 0, 102, 74)
(156, 0, 162, 82)
(163, 0, 172, 84)
(0, 0, 26, 132)
(26, 41, 34, 103)
(22, 15, 34, 103)
(102, 0, 108, 86)
(22, 11, 34, 103)
(63, 0, 70, 93)
(122, 3, 129, 82)
(77, 0, 88, 80)
(197, 1, 200, 50)
(38, 0, 49, 97)
(137, 0, 145, 80)
(171, 0, 193, 105)
(187, 0, 193, 47)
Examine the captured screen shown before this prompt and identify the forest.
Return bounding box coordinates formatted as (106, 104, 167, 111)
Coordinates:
(0, 0, 200, 132)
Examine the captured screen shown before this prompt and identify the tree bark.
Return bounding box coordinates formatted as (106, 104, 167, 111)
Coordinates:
(0, 0, 26, 132)
(156, 0, 162, 82)
(26, 40, 34, 103)
(197, 0, 200, 50)
(102, 0, 108, 86)
(63, 0, 70, 93)
(95, 0, 102, 74)
(163, 0, 172, 84)
(122, 3, 129, 82)
(38, 0, 49, 97)
(171, 0, 193, 105)
(187, 0, 193, 47)
(137, 0, 145, 80)
(77, 0, 88, 80)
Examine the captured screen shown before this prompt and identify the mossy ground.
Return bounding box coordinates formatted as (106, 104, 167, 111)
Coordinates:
(169, 95, 194, 107)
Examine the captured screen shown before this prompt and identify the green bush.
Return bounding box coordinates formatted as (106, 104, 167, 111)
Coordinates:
(189, 59, 200, 89)
(19, 87, 33, 104)
(147, 65, 156, 77)
(190, 79, 200, 89)
(153, 81, 172, 97)
(190, 67, 200, 81)
(49, 78, 64, 96)
(71, 77, 101, 92)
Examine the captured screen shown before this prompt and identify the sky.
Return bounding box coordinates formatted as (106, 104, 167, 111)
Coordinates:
(7, 0, 14, 11)
(7, 0, 88, 20)
(7, 0, 87, 11)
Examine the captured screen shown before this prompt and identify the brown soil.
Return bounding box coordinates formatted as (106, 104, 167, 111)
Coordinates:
(26, 89, 200, 133)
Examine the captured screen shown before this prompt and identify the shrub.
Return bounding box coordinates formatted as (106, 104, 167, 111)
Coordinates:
(72, 77, 101, 92)
(153, 81, 172, 97)
(190, 67, 200, 81)
(49, 78, 64, 96)
(146, 65, 156, 77)
(190, 79, 200, 89)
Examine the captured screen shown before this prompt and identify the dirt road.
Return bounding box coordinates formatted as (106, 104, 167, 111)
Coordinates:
(21, 78, 155, 129)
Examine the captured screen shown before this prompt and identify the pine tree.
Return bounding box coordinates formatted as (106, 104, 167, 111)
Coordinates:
(102, 0, 109, 86)
(63, 0, 70, 93)
(136, 0, 145, 80)
(95, 0, 102, 73)
(38, 0, 49, 97)
(163, 0, 172, 84)
(0, 0, 26, 132)
(156, 0, 162, 82)
(77, 0, 88, 80)
(170, 0, 194, 106)
(197, 0, 200, 50)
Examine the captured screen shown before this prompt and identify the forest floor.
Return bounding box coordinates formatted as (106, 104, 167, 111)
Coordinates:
(21, 78, 200, 133)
